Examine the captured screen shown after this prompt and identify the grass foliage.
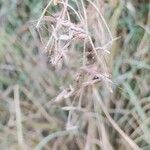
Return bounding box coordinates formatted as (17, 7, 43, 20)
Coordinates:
(0, 0, 149, 149)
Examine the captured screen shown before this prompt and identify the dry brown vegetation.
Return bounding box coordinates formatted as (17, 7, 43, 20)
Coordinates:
(0, 0, 149, 149)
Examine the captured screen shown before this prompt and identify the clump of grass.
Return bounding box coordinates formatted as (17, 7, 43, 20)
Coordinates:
(0, 0, 149, 149)
(34, 0, 147, 149)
